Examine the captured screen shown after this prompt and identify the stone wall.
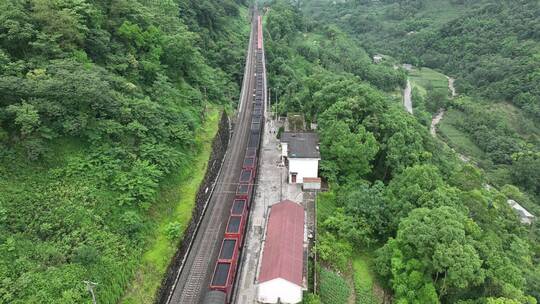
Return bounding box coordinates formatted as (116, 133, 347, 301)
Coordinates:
(156, 112, 230, 303)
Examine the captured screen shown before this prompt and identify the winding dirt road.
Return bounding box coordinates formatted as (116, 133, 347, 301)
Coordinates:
(430, 76, 457, 137)
(447, 76, 457, 98)
(403, 79, 413, 114)
(430, 109, 445, 137)
(430, 76, 471, 162)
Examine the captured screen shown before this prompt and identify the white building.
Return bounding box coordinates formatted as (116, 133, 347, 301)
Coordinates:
(508, 199, 535, 225)
(257, 200, 306, 304)
(280, 132, 320, 184)
(257, 279, 302, 304)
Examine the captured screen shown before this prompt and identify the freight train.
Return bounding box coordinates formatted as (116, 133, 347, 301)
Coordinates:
(202, 11, 265, 304)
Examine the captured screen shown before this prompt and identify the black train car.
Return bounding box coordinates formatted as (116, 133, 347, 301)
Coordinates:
(252, 113, 262, 123)
(245, 147, 257, 158)
(203, 290, 226, 304)
(247, 132, 260, 149)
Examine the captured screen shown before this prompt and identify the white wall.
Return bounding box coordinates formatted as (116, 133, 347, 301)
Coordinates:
(288, 158, 319, 183)
(257, 278, 302, 304)
(281, 143, 288, 158)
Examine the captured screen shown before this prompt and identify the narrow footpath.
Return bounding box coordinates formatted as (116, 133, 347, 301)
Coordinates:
(430, 110, 445, 137)
(447, 76, 457, 98)
(430, 76, 470, 163)
(430, 76, 457, 138)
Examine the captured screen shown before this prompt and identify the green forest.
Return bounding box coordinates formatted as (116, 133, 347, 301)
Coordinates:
(1, 0, 538, 303)
(261, 1, 539, 304)
(303, 0, 540, 206)
(0, 0, 248, 303)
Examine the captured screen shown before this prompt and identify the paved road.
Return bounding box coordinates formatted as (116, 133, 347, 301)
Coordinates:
(167, 13, 257, 304)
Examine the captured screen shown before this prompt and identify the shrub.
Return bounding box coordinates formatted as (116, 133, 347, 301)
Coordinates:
(303, 293, 321, 304)
(121, 211, 144, 236)
(73, 245, 99, 265)
(165, 221, 182, 240)
(316, 232, 352, 273)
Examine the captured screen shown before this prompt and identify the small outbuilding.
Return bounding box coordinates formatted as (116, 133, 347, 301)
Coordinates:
(280, 132, 320, 184)
(508, 199, 535, 224)
(257, 200, 305, 304)
(302, 177, 321, 190)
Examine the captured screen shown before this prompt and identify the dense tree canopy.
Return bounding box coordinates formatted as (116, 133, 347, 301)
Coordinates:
(377, 206, 485, 303)
(264, 1, 539, 303)
(308, 0, 539, 118)
(0, 0, 248, 302)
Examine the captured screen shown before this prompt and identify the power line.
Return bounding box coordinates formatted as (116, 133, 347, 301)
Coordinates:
(83, 281, 98, 304)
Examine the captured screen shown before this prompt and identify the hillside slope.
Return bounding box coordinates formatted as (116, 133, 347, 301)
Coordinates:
(302, 0, 540, 204)
(0, 0, 248, 303)
(263, 1, 540, 303)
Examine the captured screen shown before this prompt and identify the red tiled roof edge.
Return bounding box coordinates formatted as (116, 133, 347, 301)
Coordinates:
(258, 200, 305, 286)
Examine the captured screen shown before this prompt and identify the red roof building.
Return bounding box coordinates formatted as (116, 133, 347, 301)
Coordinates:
(257, 200, 305, 303)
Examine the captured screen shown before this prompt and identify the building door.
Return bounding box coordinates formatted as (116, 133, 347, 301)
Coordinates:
(291, 173, 297, 183)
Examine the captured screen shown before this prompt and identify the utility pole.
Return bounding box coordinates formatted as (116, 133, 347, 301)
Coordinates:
(313, 195, 318, 294)
(84, 281, 98, 304)
(275, 87, 279, 121)
(264, 192, 268, 218)
(268, 86, 271, 115)
(280, 165, 283, 201)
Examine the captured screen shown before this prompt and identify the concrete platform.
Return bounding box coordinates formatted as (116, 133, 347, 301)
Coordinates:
(234, 116, 317, 303)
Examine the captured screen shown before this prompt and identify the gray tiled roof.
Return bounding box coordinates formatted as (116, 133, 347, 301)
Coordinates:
(281, 132, 320, 158)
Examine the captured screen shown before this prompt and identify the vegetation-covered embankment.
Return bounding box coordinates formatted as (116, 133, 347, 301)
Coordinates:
(0, 0, 248, 303)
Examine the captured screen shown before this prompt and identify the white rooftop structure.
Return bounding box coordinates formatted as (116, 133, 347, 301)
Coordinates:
(507, 199, 535, 225)
(280, 132, 320, 184)
(373, 55, 383, 63)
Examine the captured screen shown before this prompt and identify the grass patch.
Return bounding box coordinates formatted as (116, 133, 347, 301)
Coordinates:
(417, 0, 464, 28)
(485, 165, 513, 189)
(121, 106, 221, 304)
(353, 254, 380, 304)
(408, 67, 449, 96)
(438, 109, 485, 160)
(320, 267, 351, 304)
(353, 254, 373, 291)
(489, 102, 540, 146)
(317, 190, 337, 223)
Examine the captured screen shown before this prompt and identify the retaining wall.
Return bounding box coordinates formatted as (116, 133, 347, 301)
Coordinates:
(156, 112, 230, 303)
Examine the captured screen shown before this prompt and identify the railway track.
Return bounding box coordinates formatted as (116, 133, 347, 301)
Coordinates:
(166, 11, 258, 304)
